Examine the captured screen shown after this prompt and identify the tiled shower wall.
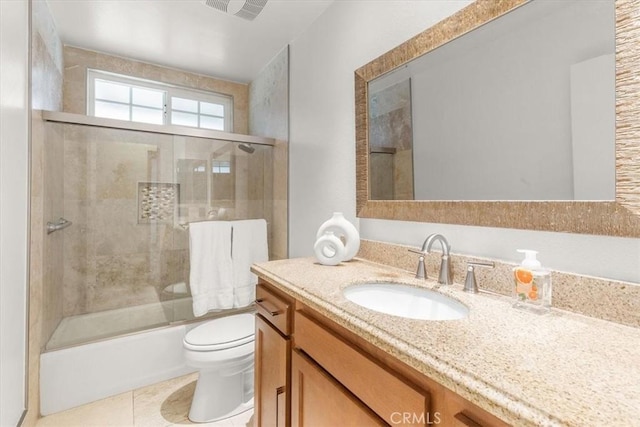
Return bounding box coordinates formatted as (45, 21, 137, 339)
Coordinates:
(60, 125, 181, 316)
(29, 0, 64, 424)
(249, 47, 289, 260)
(53, 45, 284, 317)
(32, 0, 65, 345)
(59, 125, 275, 317)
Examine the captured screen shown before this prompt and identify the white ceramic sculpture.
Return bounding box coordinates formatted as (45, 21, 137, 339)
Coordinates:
(315, 212, 360, 262)
(313, 231, 346, 266)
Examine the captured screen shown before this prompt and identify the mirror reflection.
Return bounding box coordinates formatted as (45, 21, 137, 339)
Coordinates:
(368, 0, 615, 201)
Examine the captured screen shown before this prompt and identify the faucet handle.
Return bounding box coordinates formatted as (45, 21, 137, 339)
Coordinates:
(408, 249, 427, 279)
(464, 261, 495, 293)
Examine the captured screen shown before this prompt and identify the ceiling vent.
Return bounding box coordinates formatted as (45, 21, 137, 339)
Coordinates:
(203, 0, 268, 21)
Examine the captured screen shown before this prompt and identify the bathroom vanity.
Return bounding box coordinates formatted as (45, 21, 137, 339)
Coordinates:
(254, 279, 502, 426)
(252, 257, 640, 426)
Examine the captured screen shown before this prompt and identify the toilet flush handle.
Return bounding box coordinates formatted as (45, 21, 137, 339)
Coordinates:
(255, 298, 281, 316)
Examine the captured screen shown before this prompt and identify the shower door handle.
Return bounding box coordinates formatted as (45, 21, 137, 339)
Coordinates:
(255, 298, 281, 316)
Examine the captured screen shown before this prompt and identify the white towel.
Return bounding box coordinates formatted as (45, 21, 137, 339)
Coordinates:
(231, 219, 269, 307)
(188, 221, 233, 316)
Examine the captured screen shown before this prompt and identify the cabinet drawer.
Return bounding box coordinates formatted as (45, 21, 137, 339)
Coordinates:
(294, 311, 430, 426)
(444, 388, 509, 427)
(256, 282, 292, 335)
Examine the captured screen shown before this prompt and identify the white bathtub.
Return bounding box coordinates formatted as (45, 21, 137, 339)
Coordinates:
(46, 298, 195, 351)
(40, 321, 201, 415)
(40, 297, 255, 415)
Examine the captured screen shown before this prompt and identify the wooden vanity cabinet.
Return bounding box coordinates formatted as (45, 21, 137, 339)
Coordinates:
(291, 349, 386, 426)
(293, 310, 430, 426)
(443, 388, 509, 427)
(255, 280, 509, 427)
(255, 282, 293, 427)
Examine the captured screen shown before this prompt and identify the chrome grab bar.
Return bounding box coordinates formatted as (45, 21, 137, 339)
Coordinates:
(46, 217, 72, 234)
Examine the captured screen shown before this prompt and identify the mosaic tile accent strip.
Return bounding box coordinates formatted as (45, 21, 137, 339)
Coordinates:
(138, 182, 179, 224)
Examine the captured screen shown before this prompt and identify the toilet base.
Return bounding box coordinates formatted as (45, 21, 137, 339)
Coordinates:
(189, 398, 253, 423)
(188, 364, 254, 423)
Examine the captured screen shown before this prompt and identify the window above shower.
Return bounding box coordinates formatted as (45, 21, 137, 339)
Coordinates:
(86, 69, 234, 132)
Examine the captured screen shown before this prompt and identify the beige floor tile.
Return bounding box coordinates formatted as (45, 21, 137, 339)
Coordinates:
(36, 392, 134, 427)
(36, 373, 253, 427)
(230, 411, 254, 427)
(133, 373, 198, 427)
(193, 420, 235, 427)
(192, 409, 252, 427)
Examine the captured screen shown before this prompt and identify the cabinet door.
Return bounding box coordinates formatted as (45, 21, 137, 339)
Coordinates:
(255, 314, 290, 427)
(294, 311, 429, 425)
(291, 350, 386, 427)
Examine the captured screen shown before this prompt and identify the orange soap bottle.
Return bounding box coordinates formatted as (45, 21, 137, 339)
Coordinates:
(513, 249, 552, 313)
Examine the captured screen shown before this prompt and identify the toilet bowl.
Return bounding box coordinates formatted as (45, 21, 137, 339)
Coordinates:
(183, 313, 255, 423)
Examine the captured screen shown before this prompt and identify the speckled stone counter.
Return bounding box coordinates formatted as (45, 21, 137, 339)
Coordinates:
(252, 257, 640, 427)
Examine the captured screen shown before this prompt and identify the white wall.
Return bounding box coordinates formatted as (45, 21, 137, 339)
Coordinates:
(0, 0, 30, 424)
(289, 0, 472, 257)
(289, 1, 640, 284)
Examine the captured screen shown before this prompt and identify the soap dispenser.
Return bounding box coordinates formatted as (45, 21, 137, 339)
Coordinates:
(513, 249, 552, 313)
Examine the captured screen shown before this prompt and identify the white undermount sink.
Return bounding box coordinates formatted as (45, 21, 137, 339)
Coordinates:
(343, 282, 469, 321)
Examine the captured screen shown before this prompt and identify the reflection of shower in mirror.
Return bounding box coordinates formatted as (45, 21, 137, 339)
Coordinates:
(238, 143, 255, 154)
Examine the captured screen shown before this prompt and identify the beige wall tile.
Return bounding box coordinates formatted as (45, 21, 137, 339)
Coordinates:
(44, 45, 273, 326)
(248, 48, 288, 260)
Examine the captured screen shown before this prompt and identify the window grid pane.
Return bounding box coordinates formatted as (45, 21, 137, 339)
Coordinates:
(201, 102, 224, 116)
(172, 97, 198, 113)
(132, 87, 164, 108)
(132, 106, 164, 125)
(95, 79, 131, 104)
(200, 115, 225, 130)
(212, 160, 231, 174)
(89, 71, 232, 131)
(171, 111, 199, 128)
(95, 100, 131, 121)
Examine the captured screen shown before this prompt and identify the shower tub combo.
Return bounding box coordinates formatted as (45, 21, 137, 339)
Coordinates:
(38, 111, 275, 415)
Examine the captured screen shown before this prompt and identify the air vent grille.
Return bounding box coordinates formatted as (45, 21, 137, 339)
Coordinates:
(203, 0, 268, 21)
(234, 0, 268, 21)
(205, 0, 230, 13)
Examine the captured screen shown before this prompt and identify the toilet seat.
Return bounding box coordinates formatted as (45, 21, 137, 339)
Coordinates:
(184, 313, 255, 352)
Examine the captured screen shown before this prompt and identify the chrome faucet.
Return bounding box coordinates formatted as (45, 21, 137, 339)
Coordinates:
(408, 233, 453, 284)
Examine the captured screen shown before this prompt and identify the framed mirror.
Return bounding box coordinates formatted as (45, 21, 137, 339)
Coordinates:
(355, 0, 640, 237)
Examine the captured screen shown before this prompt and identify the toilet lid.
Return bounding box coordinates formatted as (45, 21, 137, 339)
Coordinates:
(184, 313, 255, 351)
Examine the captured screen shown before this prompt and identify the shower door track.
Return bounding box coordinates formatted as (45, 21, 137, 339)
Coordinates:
(41, 110, 276, 147)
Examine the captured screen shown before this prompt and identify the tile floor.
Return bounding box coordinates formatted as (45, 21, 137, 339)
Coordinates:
(35, 373, 254, 427)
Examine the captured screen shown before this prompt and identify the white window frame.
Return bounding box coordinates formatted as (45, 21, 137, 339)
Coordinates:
(86, 69, 234, 132)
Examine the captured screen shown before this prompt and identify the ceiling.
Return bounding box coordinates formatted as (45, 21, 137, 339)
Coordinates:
(46, 0, 334, 83)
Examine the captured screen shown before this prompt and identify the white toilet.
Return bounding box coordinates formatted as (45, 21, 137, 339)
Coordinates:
(183, 313, 255, 423)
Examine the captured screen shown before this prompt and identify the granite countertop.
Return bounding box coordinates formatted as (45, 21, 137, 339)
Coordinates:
(251, 257, 640, 427)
